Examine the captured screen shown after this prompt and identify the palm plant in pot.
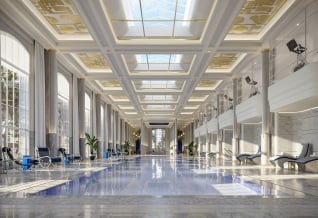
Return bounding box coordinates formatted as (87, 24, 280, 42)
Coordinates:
(124, 140, 130, 155)
(85, 132, 98, 160)
(188, 141, 194, 156)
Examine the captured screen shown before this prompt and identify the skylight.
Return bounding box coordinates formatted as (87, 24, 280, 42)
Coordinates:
(125, 53, 193, 73)
(105, 0, 214, 39)
(138, 95, 179, 103)
(141, 80, 176, 89)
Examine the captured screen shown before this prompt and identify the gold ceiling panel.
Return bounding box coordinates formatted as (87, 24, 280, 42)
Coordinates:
(30, 0, 89, 35)
(228, 0, 287, 35)
(77, 53, 109, 69)
(99, 80, 121, 88)
(208, 53, 240, 69)
(196, 80, 220, 90)
(188, 94, 209, 102)
(118, 105, 135, 110)
(183, 105, 200, 110)
(109, 95, 129, 102)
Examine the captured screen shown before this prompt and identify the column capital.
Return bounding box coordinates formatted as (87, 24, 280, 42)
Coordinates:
(262, 48, 271, 53)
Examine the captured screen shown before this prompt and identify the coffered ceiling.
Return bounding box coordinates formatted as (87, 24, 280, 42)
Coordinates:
(0, 0, 307, 129)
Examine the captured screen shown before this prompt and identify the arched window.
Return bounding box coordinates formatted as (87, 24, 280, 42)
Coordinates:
(1, 31, 30, 156)
(84, 92, 91, 157)
(57, 73, 70, 152)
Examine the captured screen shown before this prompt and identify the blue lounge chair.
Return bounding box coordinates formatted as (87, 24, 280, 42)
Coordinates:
(36, 147, 62, 168)
(1, 147, 38, 172)
(58, 148, 81, 164)
(269, 143, 312, 168)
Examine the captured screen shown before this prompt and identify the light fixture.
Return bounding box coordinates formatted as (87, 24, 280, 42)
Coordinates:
(224, 94, 233, 110)
(286, 39, 306, 54)
(245, 74, 259, 97)
(245, 76, 257, 85)
(286, 39, 307, 72)
(224, 94, 233, 101)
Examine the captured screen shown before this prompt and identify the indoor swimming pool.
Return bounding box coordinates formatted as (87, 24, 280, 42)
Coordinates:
(34, 156, 290, 196)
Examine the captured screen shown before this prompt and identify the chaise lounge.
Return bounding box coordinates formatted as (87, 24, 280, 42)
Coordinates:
(296, 155, 318, 173)
(36, 147, 62, 168)
(236, 146, 261, 164)
(269, 143, 312, 168)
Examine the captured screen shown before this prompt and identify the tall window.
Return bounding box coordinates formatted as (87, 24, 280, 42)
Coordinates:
(84, 92, 91, 156)
(152, 129, 165, 152)
(1, 31, 30, 156)
(57, 73, 70, 152)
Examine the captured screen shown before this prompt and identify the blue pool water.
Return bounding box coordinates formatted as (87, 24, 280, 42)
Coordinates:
(35, 156, 288, 196)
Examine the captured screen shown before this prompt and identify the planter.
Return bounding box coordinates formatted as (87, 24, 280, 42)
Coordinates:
(90, 155, 96, 160)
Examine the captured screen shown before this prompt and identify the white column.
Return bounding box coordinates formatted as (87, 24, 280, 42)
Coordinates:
(45, 49, 58, 155)
(232, 78, 239, 161)
(261, 49, 271, 165)
(216, 94, 222, 158)
(95, 94, 101, 158)
(34, 42, 46, 150)
(77, 78, 86, 158)
(72, 76, 79, 156)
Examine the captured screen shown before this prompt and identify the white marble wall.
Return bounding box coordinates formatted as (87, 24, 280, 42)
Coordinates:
(272, 1, 318, 81)
(275, 108, 318, 156)
(222, 129, 233, 151)
(239, 55, 263, 102)
(239, 124, 261, 153)
(210, 133, 218, 152)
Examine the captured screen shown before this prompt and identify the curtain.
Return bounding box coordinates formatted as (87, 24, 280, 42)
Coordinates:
(34, 41, 46, 147)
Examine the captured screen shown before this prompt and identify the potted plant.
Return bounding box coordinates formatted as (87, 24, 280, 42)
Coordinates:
(124, 140, 130, 154)
(188, 141, 194, 156)
(85, 132, 98, 160)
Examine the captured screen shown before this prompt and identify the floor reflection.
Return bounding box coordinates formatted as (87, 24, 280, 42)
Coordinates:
(34, 156, 289, 197)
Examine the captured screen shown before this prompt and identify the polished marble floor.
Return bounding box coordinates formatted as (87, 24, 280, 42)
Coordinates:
(1, 155, 318, 217)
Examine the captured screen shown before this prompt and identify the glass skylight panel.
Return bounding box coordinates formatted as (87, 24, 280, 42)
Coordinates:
(126, 54, 192, 73)
(121, 0, 141, 21)
(139, 95, 178, 103)
(141, 0, 176, 20)
(141, 80, 176, 89)
(143, 105, 175, 110)
(105, 0, 214, 39)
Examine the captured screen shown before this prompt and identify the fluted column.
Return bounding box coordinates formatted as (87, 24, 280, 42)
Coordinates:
(232, 78, 239, 161)
(216, 94, 222, 158)
(261, 49, 271, 165)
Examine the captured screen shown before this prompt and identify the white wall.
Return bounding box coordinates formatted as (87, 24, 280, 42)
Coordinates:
(271, 1, 318, 82)
(239, 124, 261, 153)
(275, 108, 318, 156)
(269, 1, 318, 156)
